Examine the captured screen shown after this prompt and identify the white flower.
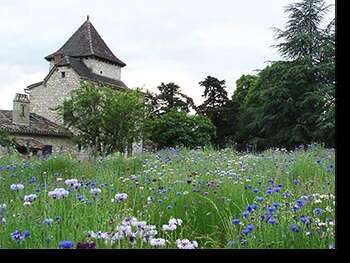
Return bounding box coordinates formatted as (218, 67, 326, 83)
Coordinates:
(149, 238, 166, 247)
(112, 193, 128, 203)
(10, 183, 24, 191)
(88, 231, 110, 239)
(90, 188, 101, 195)
(48, 188, 69, 199)
(168, 218, 182, 226)
(64, 179, 78, 186)
(176, 239, 198, 249)
(24, 194, 37, 203)
(162, 224, 177, 231)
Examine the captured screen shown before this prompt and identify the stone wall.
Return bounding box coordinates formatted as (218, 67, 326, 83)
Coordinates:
(14, 135, 75, 155)
(29, 66, 80, 124)
(83, 58, 121, 80)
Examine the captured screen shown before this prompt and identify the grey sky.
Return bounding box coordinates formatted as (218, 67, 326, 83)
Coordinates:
(0, 0, 335, 110)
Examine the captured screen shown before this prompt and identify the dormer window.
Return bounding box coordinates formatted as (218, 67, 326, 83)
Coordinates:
(61, 72, 66, 78)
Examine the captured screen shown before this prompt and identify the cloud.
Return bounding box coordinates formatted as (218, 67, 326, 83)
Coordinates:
(0, 0, 335, 110)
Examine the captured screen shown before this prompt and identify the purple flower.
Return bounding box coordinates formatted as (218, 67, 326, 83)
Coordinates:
(76, 242, 96, 249)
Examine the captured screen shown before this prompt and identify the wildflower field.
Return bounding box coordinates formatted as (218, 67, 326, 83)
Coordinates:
(0, 145, 335, 249)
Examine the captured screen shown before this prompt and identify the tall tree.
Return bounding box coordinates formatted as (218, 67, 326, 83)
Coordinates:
(148, 82, 196, 116)
(273, 0, 333, 63)
(198, 76, 234, 147)
(235, 0, 335, 150)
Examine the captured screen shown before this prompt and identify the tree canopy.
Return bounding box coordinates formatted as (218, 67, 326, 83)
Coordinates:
(56, 81, 148, 156)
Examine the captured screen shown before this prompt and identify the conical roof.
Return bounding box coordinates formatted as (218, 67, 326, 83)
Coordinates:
(45, 17, 126, 67)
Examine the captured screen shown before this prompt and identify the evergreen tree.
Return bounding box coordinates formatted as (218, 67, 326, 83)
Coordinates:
(198, 76, 234, 147)
(149, 82, 196, 116)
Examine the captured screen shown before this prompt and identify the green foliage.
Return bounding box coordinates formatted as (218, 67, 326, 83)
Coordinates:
(272, 0, 333, 63)
(147, 109, 216, 149)
(233, 0, 335, 150)
(55, 81, 148, 156)
(198, 76, 236, 147)
(146, 82, 196, 116)
(232, 74, 259, 108)
(0, 130, 15, 148)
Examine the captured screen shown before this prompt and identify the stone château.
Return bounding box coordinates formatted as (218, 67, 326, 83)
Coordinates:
(0, 16, 135, 156)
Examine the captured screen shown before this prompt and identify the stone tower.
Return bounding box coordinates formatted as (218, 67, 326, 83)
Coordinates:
(25, 16, 128, 124)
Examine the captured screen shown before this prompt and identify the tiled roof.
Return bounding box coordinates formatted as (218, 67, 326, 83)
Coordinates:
(45, 17, 126, 67)
(0, 110, 72, 138)
(66, 56, 129, 90)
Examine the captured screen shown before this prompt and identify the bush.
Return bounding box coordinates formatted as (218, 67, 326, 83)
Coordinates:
(147, 109, 216, 149)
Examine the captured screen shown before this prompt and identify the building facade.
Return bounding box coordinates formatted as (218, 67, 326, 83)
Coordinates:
(0, 17, 142, 157)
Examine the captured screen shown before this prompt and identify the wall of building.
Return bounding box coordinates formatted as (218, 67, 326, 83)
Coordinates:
(14, 135, 75, 155)
(83, 58, 121, 80)
(29, 66, 81, 125)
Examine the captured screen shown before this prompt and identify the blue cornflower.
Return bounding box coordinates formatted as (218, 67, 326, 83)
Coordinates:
(296, 199, 305, 207)
(267, 206, 276, 214)
(247, 224, 254, 231)
(53, 172, 60, 177)
(244, 185, 252, 190)
(293, 179, 300, 185)
(268, 178, 274, 185)
(43, 218, 54, 225)
(273, 186, 282, 192)
(242, 229, 250, 235)
(267, 217, 277, 225)
(176, 192, 181, 197)
(23, 230, 30, 238)
(232, 218, 240, 225)
(299, 215, 310, 224)
(292, 205, 300, 213)
(242, 210, 250, 218)
(290, 224, 299, 233)
(326, 164, 334, 173)
(259, 214, 265, 222)
(282, 191, 291, 198)
(166, 205, 172, 210)
(59, 240, 74, 249)
(252, 189, 260, 193)
(256, 196, 264, 202)
(266, 188, 273, 195)
(11, 230, 30, 242)
(247, 204, 258, 212)
(316, 160, 321, 164)
(54, 216, 62, 223)
(313, 208, 323, 216)
(29, 176, 36, 184)
(273, 202, 281, 209)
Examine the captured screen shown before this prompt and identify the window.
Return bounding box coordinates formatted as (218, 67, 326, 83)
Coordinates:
(21, 104, 25, 117)
(61, 72, 66, 78)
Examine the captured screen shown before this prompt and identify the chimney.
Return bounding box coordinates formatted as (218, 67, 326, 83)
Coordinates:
(12, 93, 30, 126)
